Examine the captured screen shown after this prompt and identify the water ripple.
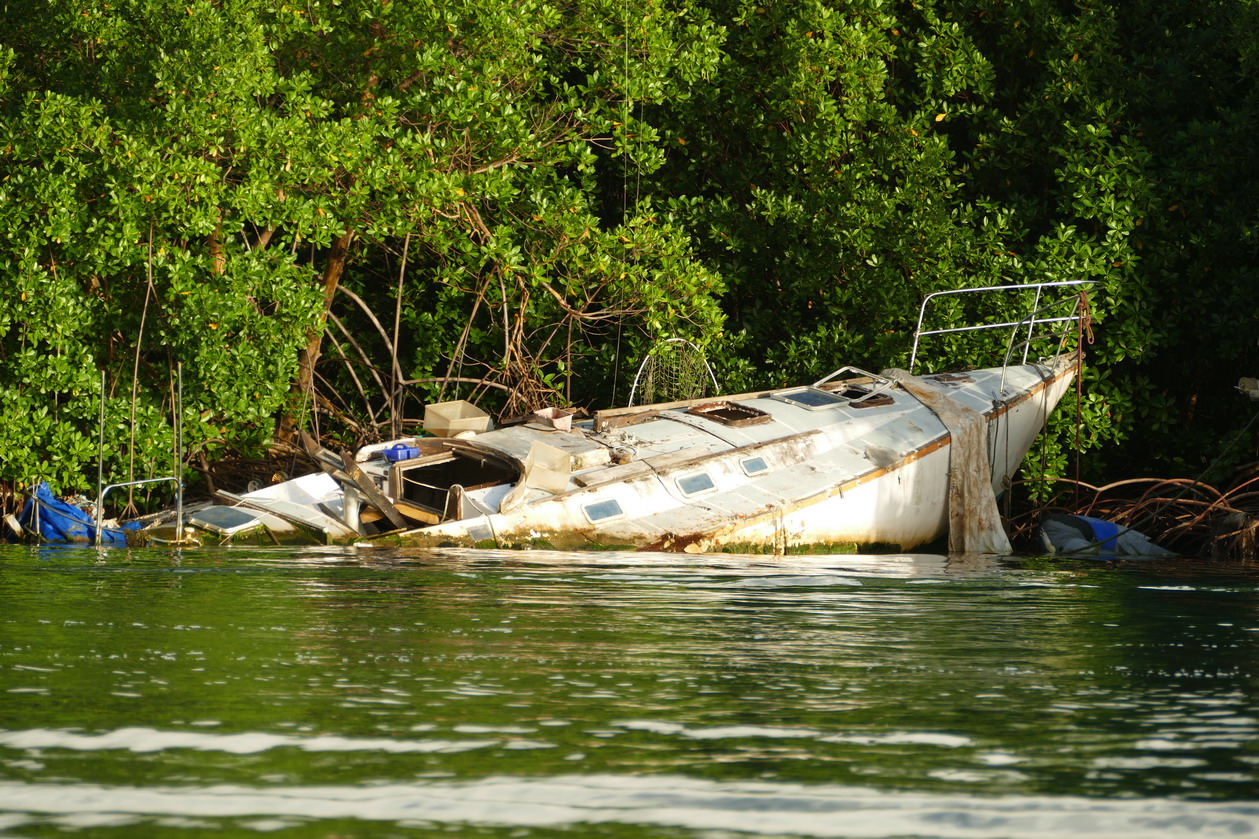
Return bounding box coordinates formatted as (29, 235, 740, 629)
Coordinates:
(0, 727, 499, 755)
(1, 775, 1256, 838)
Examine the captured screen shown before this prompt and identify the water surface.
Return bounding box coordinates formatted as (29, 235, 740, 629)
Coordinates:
(1, 544, 1257, 837)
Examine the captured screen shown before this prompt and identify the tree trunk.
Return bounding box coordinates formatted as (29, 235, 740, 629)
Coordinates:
(294, 229, 355, 407)
(208, 224, 226, 275)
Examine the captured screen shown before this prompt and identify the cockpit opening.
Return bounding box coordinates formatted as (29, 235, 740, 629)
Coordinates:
(387, 449, 517, 524)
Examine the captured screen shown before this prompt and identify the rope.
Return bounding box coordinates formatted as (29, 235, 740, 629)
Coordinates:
(1071, 290, 1093, 509)
(125, 220, 157, 517)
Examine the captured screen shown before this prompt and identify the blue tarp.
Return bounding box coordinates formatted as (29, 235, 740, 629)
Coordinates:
(1040, 513, 1175, 559)
(15, 482, 142, 546)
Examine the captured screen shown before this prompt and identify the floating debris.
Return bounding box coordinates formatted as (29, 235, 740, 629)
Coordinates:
(1013, 476, 1259, 562)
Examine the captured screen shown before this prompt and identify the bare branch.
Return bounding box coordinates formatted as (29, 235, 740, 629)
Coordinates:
(327, 310, 389, 408)
(336, 283, 403, 385)
(537, 280, 642, 321)
(401, 376, 512, 393)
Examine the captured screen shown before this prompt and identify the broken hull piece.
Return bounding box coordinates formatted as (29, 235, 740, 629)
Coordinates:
(389, 353, 1079, 554)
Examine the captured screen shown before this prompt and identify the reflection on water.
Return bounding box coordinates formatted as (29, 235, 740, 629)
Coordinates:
(1, 544, 1257, 837)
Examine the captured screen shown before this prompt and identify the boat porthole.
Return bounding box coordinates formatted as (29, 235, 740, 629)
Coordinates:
(677, 472, 716, 496)
(583, 499, 625, 523)
(740, 456, 769, 476)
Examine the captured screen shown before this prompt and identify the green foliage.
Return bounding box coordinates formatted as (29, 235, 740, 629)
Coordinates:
(649, 0, 1031, 392)
(0, 0, 727, 501)
(947, 0, 1259, 479)
(652, 0, 1259, 481)
(2, 0, 1257, 506)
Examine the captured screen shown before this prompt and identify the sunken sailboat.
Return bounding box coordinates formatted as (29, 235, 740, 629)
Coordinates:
(11, 282, 1091, 554)
(184, 281, 1090, 554)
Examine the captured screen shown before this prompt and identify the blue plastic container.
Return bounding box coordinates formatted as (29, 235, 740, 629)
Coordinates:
(383, 443, 419, 463)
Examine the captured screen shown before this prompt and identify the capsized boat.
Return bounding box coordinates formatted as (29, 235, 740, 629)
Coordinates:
(175, 281, 1090, 554)
(374, 354, 1076, 554)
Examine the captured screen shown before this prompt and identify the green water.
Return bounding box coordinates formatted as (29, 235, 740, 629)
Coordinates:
(1, 544, 1257, 837)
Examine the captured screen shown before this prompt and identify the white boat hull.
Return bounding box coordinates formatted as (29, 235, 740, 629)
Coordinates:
(397, 353, 1079, 553)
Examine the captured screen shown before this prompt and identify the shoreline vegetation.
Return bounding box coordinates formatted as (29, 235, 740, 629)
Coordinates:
(2, 1, 1257, 550)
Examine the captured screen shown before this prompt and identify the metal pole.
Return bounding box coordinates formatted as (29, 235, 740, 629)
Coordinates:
(175, 362, 183, 541)
(96, 370, 105, 548)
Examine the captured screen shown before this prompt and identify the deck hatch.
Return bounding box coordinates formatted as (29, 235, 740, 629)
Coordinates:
(924, 372, 976, 386)
(677, 472, 716, 496)
(834, 385, 895, 409)
(187, 505, 265, 536)
(583, 499, 624, 523)
(770, 387, 846, 410)
(687, 401, 772, 427)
